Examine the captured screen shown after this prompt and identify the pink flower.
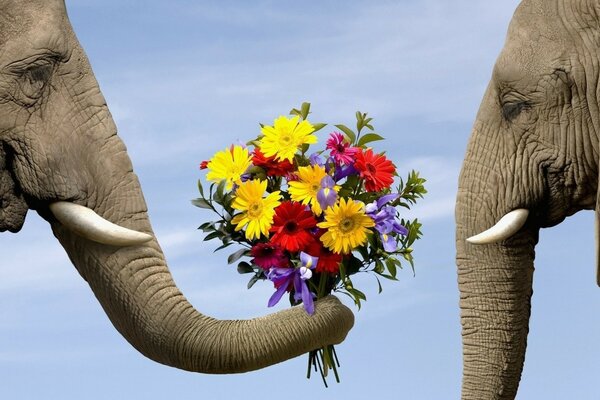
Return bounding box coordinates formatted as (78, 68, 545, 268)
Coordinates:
(326, 132, 359, 165)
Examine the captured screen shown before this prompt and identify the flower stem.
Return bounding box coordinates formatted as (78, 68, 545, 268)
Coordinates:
(317, 272, 328, 299)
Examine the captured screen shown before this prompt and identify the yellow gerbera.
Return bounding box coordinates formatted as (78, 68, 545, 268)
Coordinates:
(206, 145, 252, 190)
(317, 198, 375, 254)
(288, 164, 336, 215)
(231, 179, 281, 240)
(259, 115, 317, 161)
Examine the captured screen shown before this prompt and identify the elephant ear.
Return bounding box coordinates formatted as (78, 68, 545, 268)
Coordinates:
(0, 145, 28, 232)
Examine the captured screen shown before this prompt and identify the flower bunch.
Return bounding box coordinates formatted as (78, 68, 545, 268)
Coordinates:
(194, 102, 426, 385)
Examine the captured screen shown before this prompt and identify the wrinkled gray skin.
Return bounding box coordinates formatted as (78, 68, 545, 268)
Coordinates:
(0, 1, 354, 373)
(457, 0, 599, 398)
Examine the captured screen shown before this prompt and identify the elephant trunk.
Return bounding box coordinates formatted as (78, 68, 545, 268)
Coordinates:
(456, 157, 538, 399)
(47, 130, 353, 373)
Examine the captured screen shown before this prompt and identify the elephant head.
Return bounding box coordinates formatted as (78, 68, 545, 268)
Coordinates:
(456, 0, 599, 398)
(0, 0, 353, 373)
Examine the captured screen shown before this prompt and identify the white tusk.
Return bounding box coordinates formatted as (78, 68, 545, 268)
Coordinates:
(49, 201, 153, 246)
(467, 208, 529, 245)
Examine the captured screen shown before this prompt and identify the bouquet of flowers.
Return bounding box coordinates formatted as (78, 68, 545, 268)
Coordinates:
(194, 102, 425, 385)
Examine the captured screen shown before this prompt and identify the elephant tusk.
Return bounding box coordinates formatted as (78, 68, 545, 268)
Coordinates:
(49, 201, 153, 246)
(466, 208, 529, 245)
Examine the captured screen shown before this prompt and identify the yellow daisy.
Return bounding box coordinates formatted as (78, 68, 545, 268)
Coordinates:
(231, 179, 281, 240)
(259, 115, 317, 162)
(317, 198, 375, 254)
(288, 164, 334, 215)
(206, 145, 252, 190)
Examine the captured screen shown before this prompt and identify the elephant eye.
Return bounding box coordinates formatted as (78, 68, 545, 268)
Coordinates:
(501, 100, 530, 121)
(19, 60, 55, 102)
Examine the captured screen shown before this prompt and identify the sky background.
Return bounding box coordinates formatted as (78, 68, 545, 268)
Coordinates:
(2, 1, 599, 399)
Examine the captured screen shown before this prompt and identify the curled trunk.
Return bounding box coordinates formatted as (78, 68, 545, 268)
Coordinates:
(48, 133, 353, 373)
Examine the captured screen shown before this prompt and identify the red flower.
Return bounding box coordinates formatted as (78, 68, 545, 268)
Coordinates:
(316, 250, 343, 274)
(252, 147, 295, 177)
(355, 148, 395, 192)
(304, 231, 343, 274)
(250, 243, 288, 270)
(270, 201, 317, 252)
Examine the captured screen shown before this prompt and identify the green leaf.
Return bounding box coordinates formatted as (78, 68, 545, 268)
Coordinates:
(375, 275, 383, 294)
(339, 261, 347, 283)
(197, 179, 205, 197)
(228, 248, 249, 264)
(357, 245, 370, 262)
(204, 231, 222, 241)
(237, 261, 254, 274)
(345, 255, 363, 275)
(300, 102, 311, 120)
(348, 287, 367, 307)
(213, 242, 233, 252)
(377, 273, 398, 281)
(191, 198, 212, 209)
(373, 260, 385, 274)
(247, 273, 263, 289)
(355, 111, 363, 123)
(334, 124, 356, 144)
(357, 133, 385, 147)
(385, 257, 398, 278)
(198, 222, 216, 232)
(213, 179, 227, 203)
(312, 122, 327, 133)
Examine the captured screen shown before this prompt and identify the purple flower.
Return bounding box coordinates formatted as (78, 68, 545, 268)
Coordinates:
(309, 152, 325, 166)
(333, 164, 358, 182)
(366, 193, 408, 252)
(267, 252, 317, 314)
(317, 175, 337, 211)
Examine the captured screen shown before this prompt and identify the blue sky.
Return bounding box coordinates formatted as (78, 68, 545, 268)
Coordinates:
(2, 1, 598, 399)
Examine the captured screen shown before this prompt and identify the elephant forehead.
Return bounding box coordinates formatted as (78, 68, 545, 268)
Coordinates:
(0, 0, 68, 57)
(494, 5, 574, 84)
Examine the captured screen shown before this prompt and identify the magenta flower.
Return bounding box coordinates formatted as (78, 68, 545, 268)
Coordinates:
(250, 243, 288, 270)
(326, 132, 359, 165)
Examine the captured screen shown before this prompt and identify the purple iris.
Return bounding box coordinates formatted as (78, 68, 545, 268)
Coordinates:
(267, 252, 317, 314)
(366, 193, 408, 252)
(317, 175, 337, 211)
(309, 152, 325, 166)
(310, 152, 358, 184)
(333, 164, 358, 182)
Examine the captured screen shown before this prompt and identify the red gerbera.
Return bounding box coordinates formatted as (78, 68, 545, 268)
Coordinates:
(355, 148, 396, 192)
(270, 201, 317, 252)
(252, 147, 295, 177)
(250, 242, 288, 270)
(316, 250, 343, 274)
(304, 230, 343, 274)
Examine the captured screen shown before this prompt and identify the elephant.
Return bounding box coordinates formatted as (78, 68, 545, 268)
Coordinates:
(0, 0, 354, 373)
(456, 0, 600, 398)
